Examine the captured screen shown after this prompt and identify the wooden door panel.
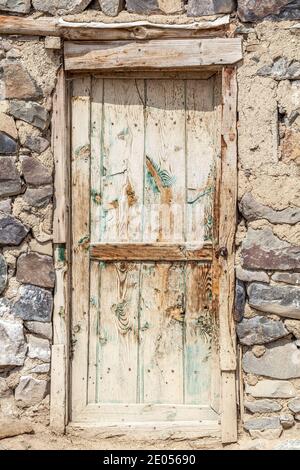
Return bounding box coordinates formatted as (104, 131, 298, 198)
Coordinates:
(96, 261, 140, 403)
(71, 75, 222, 423)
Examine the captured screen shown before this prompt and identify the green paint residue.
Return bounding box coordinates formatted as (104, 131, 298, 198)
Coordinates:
(146, 168, 160, 194)
(58, 246, 65, 263)
(146, 156, 176, 193)
(91, 189, 102, 205)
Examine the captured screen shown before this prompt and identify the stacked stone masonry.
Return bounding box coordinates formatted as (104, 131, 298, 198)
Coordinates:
(0, 0, 300, 442)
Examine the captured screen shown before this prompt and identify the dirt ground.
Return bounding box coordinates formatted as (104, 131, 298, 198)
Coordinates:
(0, 423, 298, 450)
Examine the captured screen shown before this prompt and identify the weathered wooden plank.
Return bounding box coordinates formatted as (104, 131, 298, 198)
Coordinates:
(71, 77, 91, 418)
(50, 344, 66, 433)
(139, 262, 184, 404)
(64, 39, 243, 72)
(219, 67, 237, 372)
(75, 403, 219, 423)
(97, 262, 140, 403)
(186, 79, 216, 244)
(0, 15, 230, 40)
(87, 79, 103, 404)
(144, 79, 185, 243)
(88, 261, 100, 404)
(100, 79, 145, 242)
(51, 69, 70, 432)
(218, 67, 238, 444)
(90, 78, 103, 244)
(221, 372, 237, 443)
(90, 243, 213, 261)
(184, 263, 212, 405)
(52, 68, 69, 244)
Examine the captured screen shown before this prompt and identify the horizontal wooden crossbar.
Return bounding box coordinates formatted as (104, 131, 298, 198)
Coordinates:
(90, 243, 213, 261)
(64, 39, 243, 71)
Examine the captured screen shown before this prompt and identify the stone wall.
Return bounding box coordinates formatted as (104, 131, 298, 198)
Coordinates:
(0, 0, 300, 442)
(236, 19, 300, 440)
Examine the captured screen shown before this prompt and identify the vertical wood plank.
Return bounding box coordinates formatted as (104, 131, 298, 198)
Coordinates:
(186, 79, 216, 244)
(51, 69, 70, 431)
(53, 68, 69, 244)
(90, 78, 103, 244)
(184, 263, 212, 405)
(144, 79, 185, 242)
(221, 372, 237, 444)
(97, 262, 140, 403)
(139, 262, 184, 404)
(88, 261, 100, 403)
(71, 77, 91, 418)
(88, 78, 103, 403)
(210, 72, 222, 416)
(101, 79, 145, 242)
(219, 67, 238, 443)
(50, 345, 66, 432)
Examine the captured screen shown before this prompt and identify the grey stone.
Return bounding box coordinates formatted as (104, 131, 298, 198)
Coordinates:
(272, 272, 300, 287)
(0, 254, 7, 294)
(239, 192, 300, 225)
(237, 316, 288, 346)
(0, 0, 31, 13)
(9, 101, 49, 130)
(288, 398, 300, 414)
(15, 375, 48, 406)
(275, 440, 300, 450)
(30, 363, 50, 374)
(23, 136, 50, 154)
(248, 283, 300, 320)
(0, 131, 18, 155)
(235, 280, 245, 322)
(0, 199, 12, 213)
(244, 399, 282, 413)
(241, 228, 300, 271)
(277, 0, 300, 19)
(250, 428, 282, 440)
(236, 266, 269, 284)
(280, 413, 295, 429)
(17, 253, 55, 289)
(258, 57, 300, 81)
(0, 214, 29, 246)
(0, 113, 18, 140)
(187, 0, 235, 16)
(27, 335, 50, 363)
(246, 380, 297, 398)
(0, 157, 22, 197)
(0, 318, 26, 367)
(126, 0, 160, 14)
(24, 186, 53, 208)
(25, 322, 52, 340)
(21, 156, 52, 186)
(0, 298, 11, 317)
(244, 416, 281, 431)
(0, 63, 42, 100)
(13, 284, 53, 322)
(285, 320, 300, 339)
(243, 341, 300, 379)
(237, 0, 294, 22)
(32, 0, 93, 15)
(99, 0, 124, 16)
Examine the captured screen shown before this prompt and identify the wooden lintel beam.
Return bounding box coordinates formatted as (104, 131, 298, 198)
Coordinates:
(0, 15, 230, 41)
(90, 243, 213, 262)
(64, 39, 242, 71)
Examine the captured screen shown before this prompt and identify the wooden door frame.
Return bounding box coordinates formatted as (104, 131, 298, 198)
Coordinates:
(50, 39, 241, 444)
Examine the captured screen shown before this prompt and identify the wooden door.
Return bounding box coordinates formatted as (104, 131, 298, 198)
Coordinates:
(70, 74, 223, 432)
